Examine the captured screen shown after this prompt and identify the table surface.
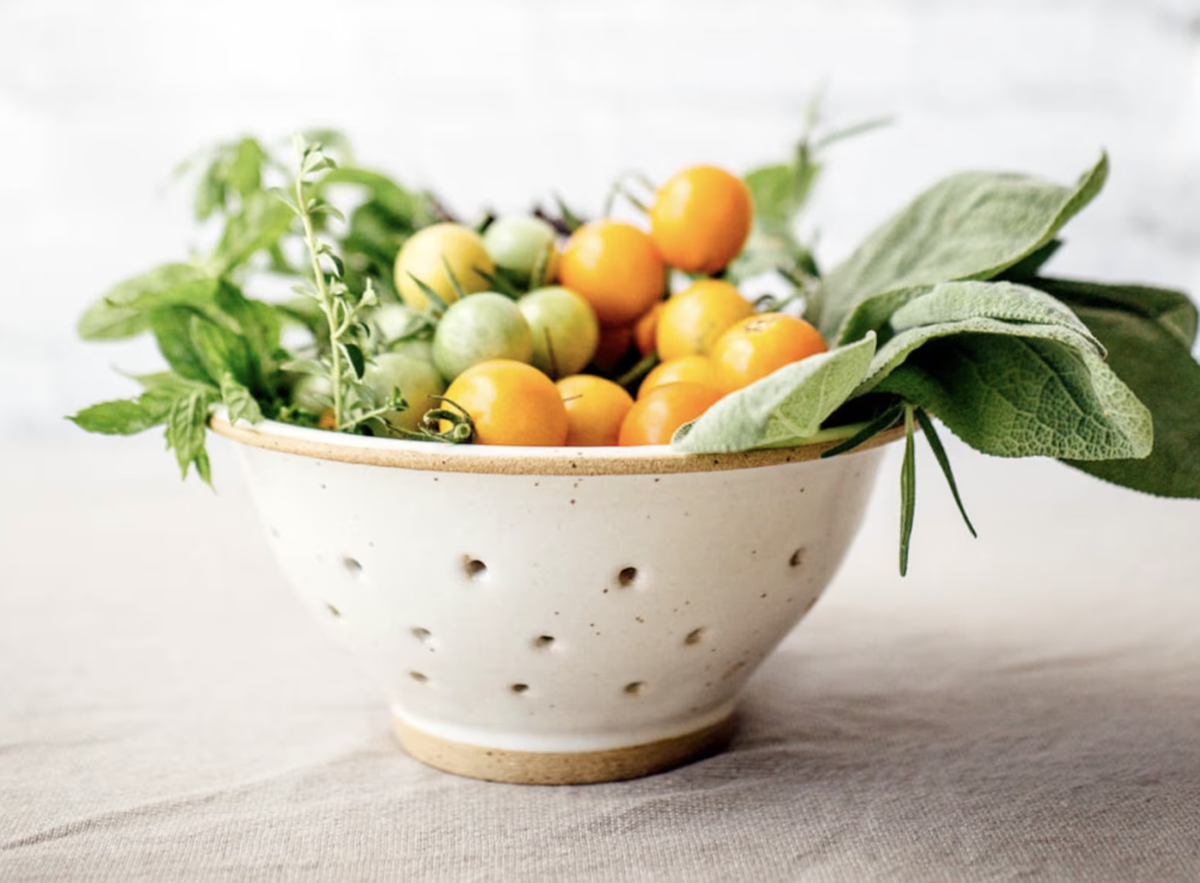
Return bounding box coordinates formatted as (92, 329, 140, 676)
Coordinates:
(2, 434, 1199, 882)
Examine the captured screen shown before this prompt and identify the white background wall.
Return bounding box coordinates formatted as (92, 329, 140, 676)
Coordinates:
(2, 0, 1198, 453)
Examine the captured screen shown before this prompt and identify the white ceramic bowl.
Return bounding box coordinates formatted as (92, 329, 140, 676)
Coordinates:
(210, 414, 898, 784)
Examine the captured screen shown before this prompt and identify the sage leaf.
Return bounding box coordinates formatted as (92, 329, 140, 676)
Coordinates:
(672, 334, 876, 453)
(854, 281, 1106, 396)
(1035, 277, 1198, 351)
(817, 154, 1108, 339)
(77, 263, 211, 340)
(1039, 281, 1200, 497)
(877, 334, 1152, 461)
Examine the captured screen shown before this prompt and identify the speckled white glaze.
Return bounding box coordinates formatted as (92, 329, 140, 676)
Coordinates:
(223, 421, 886, 757)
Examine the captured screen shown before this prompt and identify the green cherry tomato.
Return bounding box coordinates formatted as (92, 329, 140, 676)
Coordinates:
(482, 216, 559, 287)
(364, 352, 447, 433)
(432, 292, 533, 381)
(290, 372, 332, 413)
(518, 286, 600, 379)
(370, 303, 418, 344)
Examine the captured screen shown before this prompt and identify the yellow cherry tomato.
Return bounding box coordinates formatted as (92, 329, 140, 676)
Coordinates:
(395, 223, 494, 311)
(443, 360, 568, 446)
(556, 375, 635, 447)
(655, 279, 754, 362)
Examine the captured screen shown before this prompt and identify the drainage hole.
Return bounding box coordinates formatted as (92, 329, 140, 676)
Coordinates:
(533, 635, 556, 650)
(684, 627, 706, 646)
(624, 681, 647, 696)
(409, 671, 429, 684)
(464, 557, 487, 579)
(789, 548, 806, 568)
(510, 683, 529, 694)
(617, 566, 638, 588)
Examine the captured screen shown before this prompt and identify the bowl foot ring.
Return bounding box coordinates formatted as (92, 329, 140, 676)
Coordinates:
(393, 713, 737, 785)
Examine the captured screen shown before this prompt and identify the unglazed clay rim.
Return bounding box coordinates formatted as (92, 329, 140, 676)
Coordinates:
(209, 412, 905, 477)
(393, 713, 739, 785)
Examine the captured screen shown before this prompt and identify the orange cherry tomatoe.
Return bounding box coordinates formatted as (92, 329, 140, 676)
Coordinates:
(649, 166, 753, 275)
(559, 221, 666, 327)
(618, 382, 722, 446)
(637, 355, 717, 401)
(709, 313, 828, 395)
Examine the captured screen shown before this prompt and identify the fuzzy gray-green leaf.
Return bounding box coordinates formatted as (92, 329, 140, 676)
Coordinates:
(877, 334, 1152, 461)
(854, 281, 1106, 397)
(672, 334, 876, 453)
(817, 154, 1108, 340)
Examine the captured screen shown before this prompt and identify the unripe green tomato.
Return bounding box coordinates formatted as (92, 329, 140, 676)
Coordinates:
(482, 215, 559, 286)
(518, 286, 600, 379)
(370, 303, 417, 344)
(394, 223, 494, 311)
(364, 352, 447, 433)
(291, 372, 333, 413)
(388, 338, 435, 364)
(432, 292, 534, 381)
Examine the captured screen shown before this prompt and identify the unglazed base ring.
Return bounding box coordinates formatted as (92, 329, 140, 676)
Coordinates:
(393, 714, 738, 785)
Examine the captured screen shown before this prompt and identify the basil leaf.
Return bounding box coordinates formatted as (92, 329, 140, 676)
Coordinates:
(672, 334, 876, 453)
(817, 154, 1108, 340)
(877, 334, 1152, 461)
(77, 263, 211, 340)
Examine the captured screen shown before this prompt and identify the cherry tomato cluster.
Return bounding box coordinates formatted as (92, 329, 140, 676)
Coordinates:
(324, 165, 830, 447)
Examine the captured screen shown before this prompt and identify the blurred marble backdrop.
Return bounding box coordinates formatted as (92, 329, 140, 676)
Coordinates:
(1, 0, 1198, 441)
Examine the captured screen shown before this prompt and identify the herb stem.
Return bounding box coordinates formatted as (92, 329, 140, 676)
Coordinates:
(295, 169, 344, 428)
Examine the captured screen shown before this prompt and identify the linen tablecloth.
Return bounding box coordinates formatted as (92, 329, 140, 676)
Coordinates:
(2, 434, 1198, 882)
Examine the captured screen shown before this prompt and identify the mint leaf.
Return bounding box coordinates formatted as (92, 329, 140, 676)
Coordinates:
(817, 154, 1108, 339)
(164, 389, 215, 483)
(148, 308, 216, 385)
(672, 334, 876, 453)
(213, 191, 295, 274)
(190, 313, 254, 390)
(77, 263, 211, 340)
(219, 373, 264, 426)
(899, 405, 917, 576)
(69, 399, 162, 435)
(877, 334, 1152, 461)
